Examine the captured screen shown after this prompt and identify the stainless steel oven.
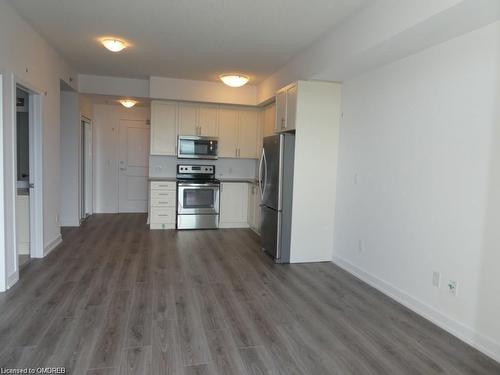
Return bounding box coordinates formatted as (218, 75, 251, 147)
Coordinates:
(177, 136, 218, 159)
(176, 164, 220, 229)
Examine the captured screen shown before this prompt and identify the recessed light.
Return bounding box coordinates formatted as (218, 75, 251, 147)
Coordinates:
(219, 74, 249, 87)
(119, 99, 137, 108)
(101, 38, 127, 52)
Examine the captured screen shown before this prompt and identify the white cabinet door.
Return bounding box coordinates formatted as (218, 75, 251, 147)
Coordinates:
(220, 182, 249, 227)
(150, 101, 177, 155)
(275, 90, 286, 133)
(178, 103, 199, 135)
(238, 109, 258, 159)
(285, 84, 297, 131)
(253, 184, 261, 233)
(218, 107, 239, 158)
(263, 103, 276, 137)
(199, 104, 218, 137)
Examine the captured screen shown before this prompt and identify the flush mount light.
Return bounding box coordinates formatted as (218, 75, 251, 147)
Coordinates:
(101, 38, 127, 52)
(119, 99, 137, 108)
(219, 74, 249, 87)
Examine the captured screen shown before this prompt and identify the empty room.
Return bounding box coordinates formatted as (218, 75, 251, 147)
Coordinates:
(0, 0, 499, 374)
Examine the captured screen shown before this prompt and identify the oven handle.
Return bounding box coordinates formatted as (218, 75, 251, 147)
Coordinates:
(178, 183, 220, 188)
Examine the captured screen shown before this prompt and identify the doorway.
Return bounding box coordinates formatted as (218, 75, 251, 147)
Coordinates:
(15, 87, 31, 267)
(81, 117, 93, 221)
(118, 119, 150, 212)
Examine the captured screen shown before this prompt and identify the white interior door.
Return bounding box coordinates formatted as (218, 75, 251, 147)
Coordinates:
(83, 120, 93, 217)
(118, 119, 150, 212)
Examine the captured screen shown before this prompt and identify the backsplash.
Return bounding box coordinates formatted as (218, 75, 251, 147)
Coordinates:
(149, 155, 258, 179)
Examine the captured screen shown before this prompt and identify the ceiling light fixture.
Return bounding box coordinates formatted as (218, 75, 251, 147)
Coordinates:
(219, 74, 249, 87)
(101, 38, 127, 52)
(119, 99, 137, 108)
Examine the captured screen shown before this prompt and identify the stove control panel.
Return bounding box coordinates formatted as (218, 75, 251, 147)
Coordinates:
(177, 164, 215, 175)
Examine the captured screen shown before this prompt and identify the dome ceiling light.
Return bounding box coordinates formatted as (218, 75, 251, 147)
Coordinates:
(119, 99, 137, 108)
(219, 74, 249, 87)
(101, 38, 127, 52)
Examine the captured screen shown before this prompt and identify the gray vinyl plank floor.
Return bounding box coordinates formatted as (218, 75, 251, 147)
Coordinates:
(0, 213, 498, 374)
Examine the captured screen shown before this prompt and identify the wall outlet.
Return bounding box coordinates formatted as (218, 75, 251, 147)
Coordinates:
(448, 280, 458, 296)
(432, 271, 441, 287)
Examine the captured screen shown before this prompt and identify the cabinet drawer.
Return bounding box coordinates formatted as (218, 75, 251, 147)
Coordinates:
(151, 181, 176, 190)
(151, 190, 176, 200)
(151, 196, 176, 207)
(150, 208, 176, 224)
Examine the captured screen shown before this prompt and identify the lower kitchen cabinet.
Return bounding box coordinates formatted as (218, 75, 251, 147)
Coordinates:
(149, 181, 176, 229)
(219, 182, 249, 228)
(247, 182, 261, 233)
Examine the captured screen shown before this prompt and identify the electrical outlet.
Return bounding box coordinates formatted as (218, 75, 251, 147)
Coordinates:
(432, 271, 441, 287)
(448, 280, 458, 296)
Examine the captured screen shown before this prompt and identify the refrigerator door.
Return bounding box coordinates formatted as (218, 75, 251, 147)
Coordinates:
(261, 205, 281, 260)
(262, 135, 282, 210)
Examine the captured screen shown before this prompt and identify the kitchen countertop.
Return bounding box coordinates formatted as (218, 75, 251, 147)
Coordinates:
(149, 176, 258, 184)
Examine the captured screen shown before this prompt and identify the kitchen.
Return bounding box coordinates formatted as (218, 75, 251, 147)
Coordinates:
(145, 80, 340, 263)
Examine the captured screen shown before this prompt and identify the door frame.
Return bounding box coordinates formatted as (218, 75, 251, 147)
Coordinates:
(80, 115, 93, 221)
(15, 77, 44, 263)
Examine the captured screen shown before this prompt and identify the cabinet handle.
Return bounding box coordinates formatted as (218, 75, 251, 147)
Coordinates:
(281, 118, 285, 129)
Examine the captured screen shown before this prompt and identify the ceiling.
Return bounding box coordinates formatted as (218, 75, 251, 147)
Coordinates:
(8, 0, 369, 84)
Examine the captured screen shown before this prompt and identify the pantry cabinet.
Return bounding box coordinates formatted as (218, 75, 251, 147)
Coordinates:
(150, 101, 177, 156)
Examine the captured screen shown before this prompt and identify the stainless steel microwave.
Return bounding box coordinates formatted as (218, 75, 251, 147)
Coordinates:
(177, 136, 218, 159)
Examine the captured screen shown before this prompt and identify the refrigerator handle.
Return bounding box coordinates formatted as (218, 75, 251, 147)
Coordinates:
(262, 148, 268, 200)
(258, 148, 264, 200)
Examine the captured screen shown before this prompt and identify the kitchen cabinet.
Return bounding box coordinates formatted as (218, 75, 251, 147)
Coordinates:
(150, 101, 178, 156)
(275, 83, 297, 132)
(238, 109, 259, 159)
(199, 104, 218, 136)
(149, 180, 176, 229)
(218, 107, 259, 159)
(247, 182, 261, 233)
(218, 107, 239, 158)
(179, 103, 218, 137)
(263, 103, 276, 138)
(178, 102, 198, 135)
(219, 182, 249, 228)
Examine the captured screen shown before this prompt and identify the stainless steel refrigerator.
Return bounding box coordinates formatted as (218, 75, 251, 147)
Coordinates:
(259, 133, 295, 263)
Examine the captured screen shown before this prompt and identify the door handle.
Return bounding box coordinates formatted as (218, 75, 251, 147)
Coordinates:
(120, 167, 126, 171)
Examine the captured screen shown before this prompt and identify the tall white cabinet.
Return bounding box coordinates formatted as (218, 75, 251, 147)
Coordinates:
(150, 101, 177, 156)
(282, 81, 342, 263)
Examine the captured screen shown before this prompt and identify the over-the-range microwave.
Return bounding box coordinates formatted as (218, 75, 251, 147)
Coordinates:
(177, 135, 218, 160)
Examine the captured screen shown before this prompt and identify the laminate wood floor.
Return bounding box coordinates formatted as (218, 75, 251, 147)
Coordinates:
(0, 214, 498, 374)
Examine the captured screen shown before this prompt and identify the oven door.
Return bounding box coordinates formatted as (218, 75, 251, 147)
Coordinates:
(178, 136, 218, 159)
(177, 182, 220, 215)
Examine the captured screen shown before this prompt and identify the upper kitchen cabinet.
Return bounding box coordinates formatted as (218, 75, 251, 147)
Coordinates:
(275, 83, 297, 133)
(150, 100, 178, 156)
(218, 107, 259, 159)
(263, 102, 276, 138)
(178, 102, 198, 135)
(198, 104, 218, 136)
(238, 109, 259, 158)
(218, 107, 239, 158)
(178, 103, 219, 137)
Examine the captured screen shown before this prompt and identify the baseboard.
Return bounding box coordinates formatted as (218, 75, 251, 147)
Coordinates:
(43, 234, 63, 256)
(332, 255, 500, 364)
(7, 271, 19, 290)
(219, 222, 249, 229)
(60, 218, 80, 227)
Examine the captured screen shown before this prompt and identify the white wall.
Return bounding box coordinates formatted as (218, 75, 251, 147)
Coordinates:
(150, 76, 258, 106)
(79, 74, 149, 99)
(0, 0, 77, 290)
(334, 22, 500, 361)
(149, 155, 257, 180)
(60, 91, 80, 226)
(93, 104, 150, 213)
